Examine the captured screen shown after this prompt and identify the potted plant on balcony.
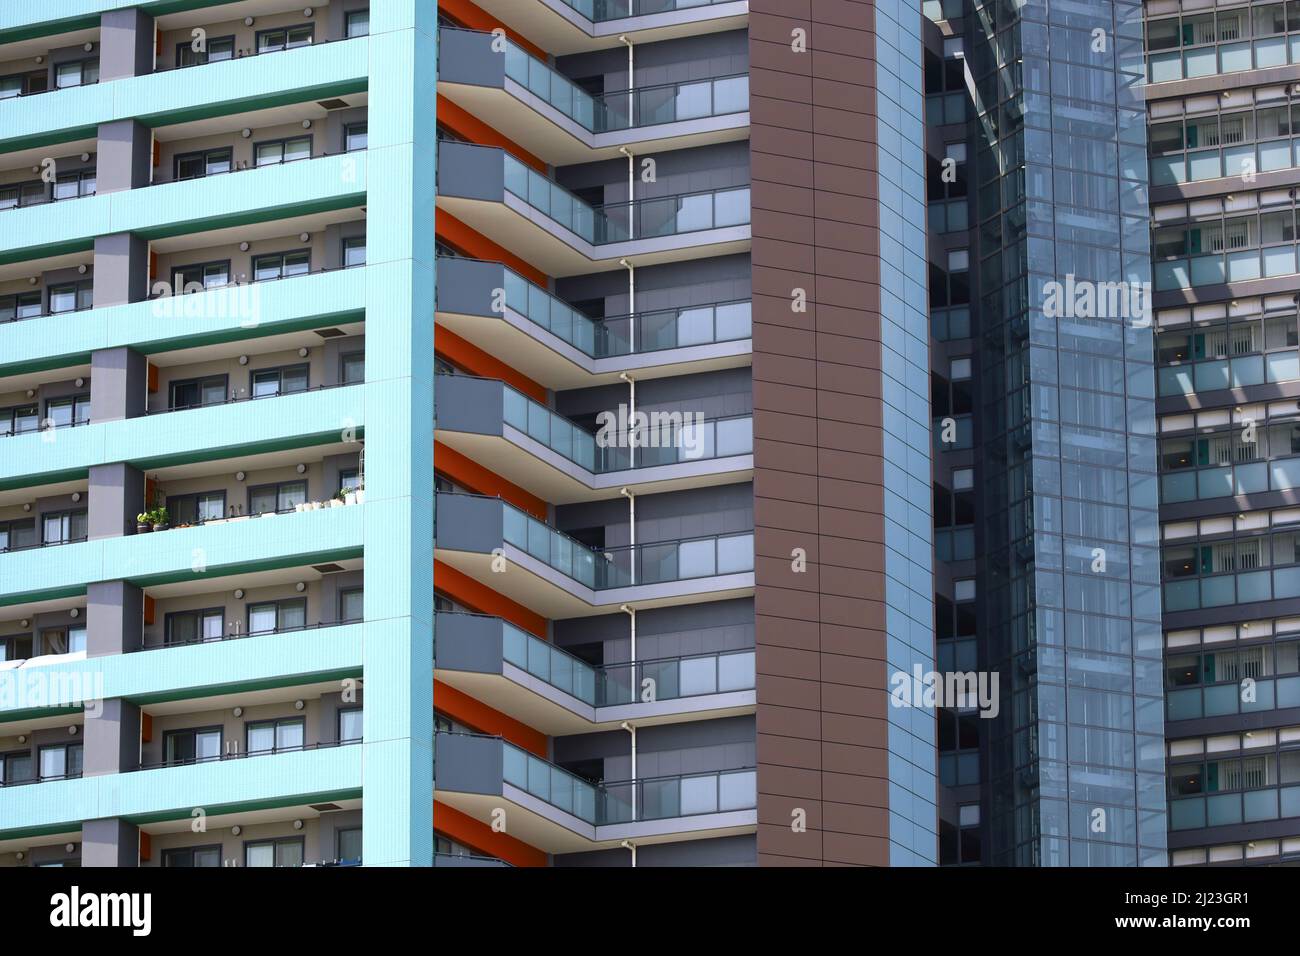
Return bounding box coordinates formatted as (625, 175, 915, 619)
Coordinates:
(150, 507, 170, 532)
(342, 486, 358, 506)
(136, 512, 152, 534)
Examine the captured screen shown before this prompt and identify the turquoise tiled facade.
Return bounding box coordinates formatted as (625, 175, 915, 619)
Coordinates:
(0, 0, 427, 867)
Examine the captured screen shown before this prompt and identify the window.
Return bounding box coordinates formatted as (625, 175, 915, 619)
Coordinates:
(246, 717, 305, 755)
(176, 35, 234, 68)
(41, 626, 86, 655)
(346, 10, 370, 38)
(0, 751, 34, 786)
(1, 292, 42, 321)
(42, 510, 87, 544)
(172, 261, 231, 293)
(55, 59, 98, 89)
(338, 708, 363, 743)
(336, 827, 362, 866)
(339, 587, 363, 622)
(248, 480, 308, 515)
(343, 237, 366, 268)
(48, 281, 92, 313)
(251, 364, 309, 398)
(164, 727, 222, 766)
(53, 171, 95, 201)
(0, 518, 37, 553)
(344, 122, 368, 152)
(0, 182, 49, 210)
(162, 845, 221, 867)
(256, 25, 314, 53)
(245, 837, 304, 868)
(169, 374, 228, 411)
(339, 468, 362, 493)
(253, 250, 310, 281)
(247, 598, 306, 635)
(45, 394, 90, 429)
(340, 352, 364, 385)
(254, 136, 311, 167)
(0, 633, 33, 663)
(38, 743, 83, 781)
(0, 74, 23, 99)
(174, 147, 232, 181)
(165, 608, 225, 646)
(167, 491, 226, 525)
(1, 403, 39, 436)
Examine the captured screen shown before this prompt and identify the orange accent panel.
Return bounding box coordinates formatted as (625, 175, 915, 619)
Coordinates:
(435, 802, 546, 867)
(436, 327, 545, 404)
(437, 0, 548, 60)
(143, 477, 157, 510)
(152, 140, 161, 168)
(147, 364, 159, 394)
(143, 595, 156, 627)
(141, 712, 152, 744)
(435, 441, 545, 520)
(436, 210, 548, 287)
(436, 96, 546, 174)
(139, 831, 151, 862)
(148, 250, 158, 282)
(435, 679, 547, 756)
(434, 560, 546, 638)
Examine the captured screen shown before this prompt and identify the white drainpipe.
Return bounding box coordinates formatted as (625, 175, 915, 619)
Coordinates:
(619, 369, 636, 468)
(621, 720, 637, 824)
(619, 257, 635, 353)
(620, 487, 636, 585)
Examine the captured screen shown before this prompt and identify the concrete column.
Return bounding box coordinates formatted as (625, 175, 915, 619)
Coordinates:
(89, 462, 145, 539)
(92, 233, 150, 306)
(83, 699, 141, 777)
(96, 120, 153, 194)
(99, 9, 155, 82)
(90, 347, 147, 424)
(82, 819, 140, 867)
(86, 580, 144, 657)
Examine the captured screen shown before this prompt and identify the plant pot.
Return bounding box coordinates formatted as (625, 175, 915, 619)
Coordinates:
(136, 523, 151, 534)
(152, 523, 169, 532)
(329, 499, 342, 508)
(355, 490, 365, 504)
(344, 492, 358, 506)
(295, 503, 306, 513)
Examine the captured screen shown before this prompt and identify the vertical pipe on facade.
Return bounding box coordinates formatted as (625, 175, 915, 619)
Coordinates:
(619, 369, 636, 470)
(621, 487, 636, 585)
(618, 258, 635, 354)
(621, 721, 637, 822)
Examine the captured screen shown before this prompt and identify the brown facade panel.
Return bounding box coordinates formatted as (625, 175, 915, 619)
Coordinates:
(752, 0, 890, 865)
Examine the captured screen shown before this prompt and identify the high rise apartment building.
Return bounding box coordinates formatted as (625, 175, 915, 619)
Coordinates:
(0, 0, 935, 868)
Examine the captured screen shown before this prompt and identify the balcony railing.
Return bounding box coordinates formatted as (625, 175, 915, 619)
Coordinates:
(438, 610, 755, 706)
(490, 495, 754, 589)
(498, 736, 755, 824)
(443, 27, 746, 133)
(138, 737, 360, 772)
(442, 373, 752, 472)
(133, 616, 363, 653)
(153, 32, 359, 74)
(0, 770, 82, 789)
(145, 378, 358, 416)
(500, 150, 749, 244)
(437, 256, 751, 357)
(557, 0, 740, 22)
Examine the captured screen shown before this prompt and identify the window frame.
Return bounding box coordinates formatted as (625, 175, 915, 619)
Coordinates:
(243, 836, 305, 868)
(247, 479, 309, 516)
(162, 844, 223, 867)
(174, 34, 235, 68)
(162, 725, 224, 767)
(252, 134, 313, 168)
(246, 597, 308, 636)
(249, 362, 310, 399)
(244, 716, 306, 756)
(163, 607, 226, 647)
(173, 146, 233, 181)
(254, 23, 315, 53)
(168, 373, 229, 411)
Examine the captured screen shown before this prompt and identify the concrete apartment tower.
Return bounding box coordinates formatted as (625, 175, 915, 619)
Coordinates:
(0, 0, 934, 867)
